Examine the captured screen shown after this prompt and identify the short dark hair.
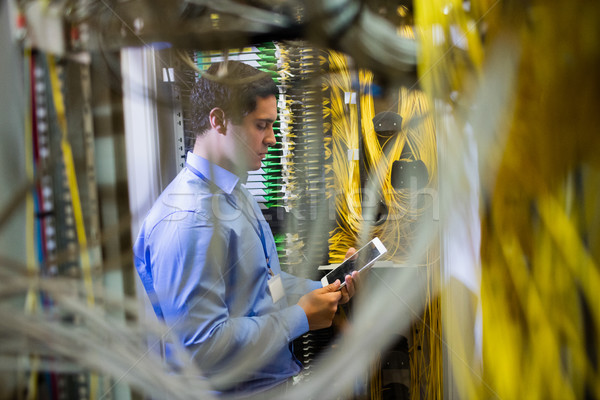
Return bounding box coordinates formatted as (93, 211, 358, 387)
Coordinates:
(189, 61, 279, 136)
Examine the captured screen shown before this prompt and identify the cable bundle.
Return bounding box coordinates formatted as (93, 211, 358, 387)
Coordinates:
(414, 0, 600, 399)
(325, 50, 363, 262)
(326, 52, 438, 264)
(20, 49, 104, 400)
(276, 42, 331, 278)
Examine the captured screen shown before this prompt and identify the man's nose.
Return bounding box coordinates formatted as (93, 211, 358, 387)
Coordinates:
(264, 127, 276, 146)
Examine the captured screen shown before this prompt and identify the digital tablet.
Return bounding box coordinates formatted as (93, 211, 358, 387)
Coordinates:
(321, 237, 387, 289)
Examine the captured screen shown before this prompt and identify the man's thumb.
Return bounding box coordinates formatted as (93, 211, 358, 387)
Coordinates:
(325, 279, 341, 292)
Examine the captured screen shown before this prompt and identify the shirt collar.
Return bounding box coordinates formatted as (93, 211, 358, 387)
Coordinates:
(185, 152, 240, 195)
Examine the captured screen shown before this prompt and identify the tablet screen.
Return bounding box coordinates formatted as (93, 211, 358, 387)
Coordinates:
(321, 238, 387, 287)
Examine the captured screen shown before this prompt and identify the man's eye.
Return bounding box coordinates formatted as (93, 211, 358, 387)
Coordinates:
(257, 123, 267, 130)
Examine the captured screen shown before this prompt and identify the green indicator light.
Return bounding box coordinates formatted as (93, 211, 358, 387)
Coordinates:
(264, 203, 284, 209)
(262, 161, 283, 167)
(263, 195, 284, 202)
(257, 54, 278, 62)
(263, 181, 282, 188)
(257, 60, 277, 69)
(264, 154, 282, 160)
(262, 168, 282, 174)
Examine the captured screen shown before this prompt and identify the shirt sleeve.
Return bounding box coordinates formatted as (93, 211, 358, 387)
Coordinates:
(280, 271, 322, 304)
(144, 210, 307, 386)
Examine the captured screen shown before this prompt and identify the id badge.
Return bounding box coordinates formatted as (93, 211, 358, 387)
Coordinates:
(268, 274, 285, 303)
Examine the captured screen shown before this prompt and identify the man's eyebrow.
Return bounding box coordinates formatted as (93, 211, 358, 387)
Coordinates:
(256, 118, 276, 123)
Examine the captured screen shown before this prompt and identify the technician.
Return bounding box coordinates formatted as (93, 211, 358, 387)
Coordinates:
(133, 60, 357, 396)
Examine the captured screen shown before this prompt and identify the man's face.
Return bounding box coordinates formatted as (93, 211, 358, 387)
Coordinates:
(227, 95, 277, 172)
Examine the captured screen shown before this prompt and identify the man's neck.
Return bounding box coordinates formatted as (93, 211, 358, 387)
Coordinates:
(193, 132, 245, 177)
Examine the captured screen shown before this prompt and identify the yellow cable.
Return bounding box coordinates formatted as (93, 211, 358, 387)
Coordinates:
(47, 55, 94, 306)
(47, 54, 98, 400)
(324, 48, 442, 400)
(326, 51, 363, 261)
(414, 0, 600, 398)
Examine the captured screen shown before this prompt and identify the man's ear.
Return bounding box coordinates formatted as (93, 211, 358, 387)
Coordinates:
(209, 108, 227, 135)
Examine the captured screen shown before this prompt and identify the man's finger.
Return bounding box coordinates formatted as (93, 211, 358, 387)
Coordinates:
(344, 275, 355, 297)
(324, 279, 342, 292)
(338, 286, 349, 303)
(344, 247, 357, 260)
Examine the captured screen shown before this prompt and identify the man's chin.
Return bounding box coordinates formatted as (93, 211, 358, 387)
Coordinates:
(248, 162, 262, 172)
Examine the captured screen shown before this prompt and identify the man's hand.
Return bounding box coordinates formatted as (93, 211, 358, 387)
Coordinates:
(339, 247, 358, 304)
(298, 282, 343, 330)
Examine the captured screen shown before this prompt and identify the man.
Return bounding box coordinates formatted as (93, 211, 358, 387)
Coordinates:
(133, 60, 357, 396)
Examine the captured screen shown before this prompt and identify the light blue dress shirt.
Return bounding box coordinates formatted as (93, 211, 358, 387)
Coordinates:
(134, 152, 321, 394)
